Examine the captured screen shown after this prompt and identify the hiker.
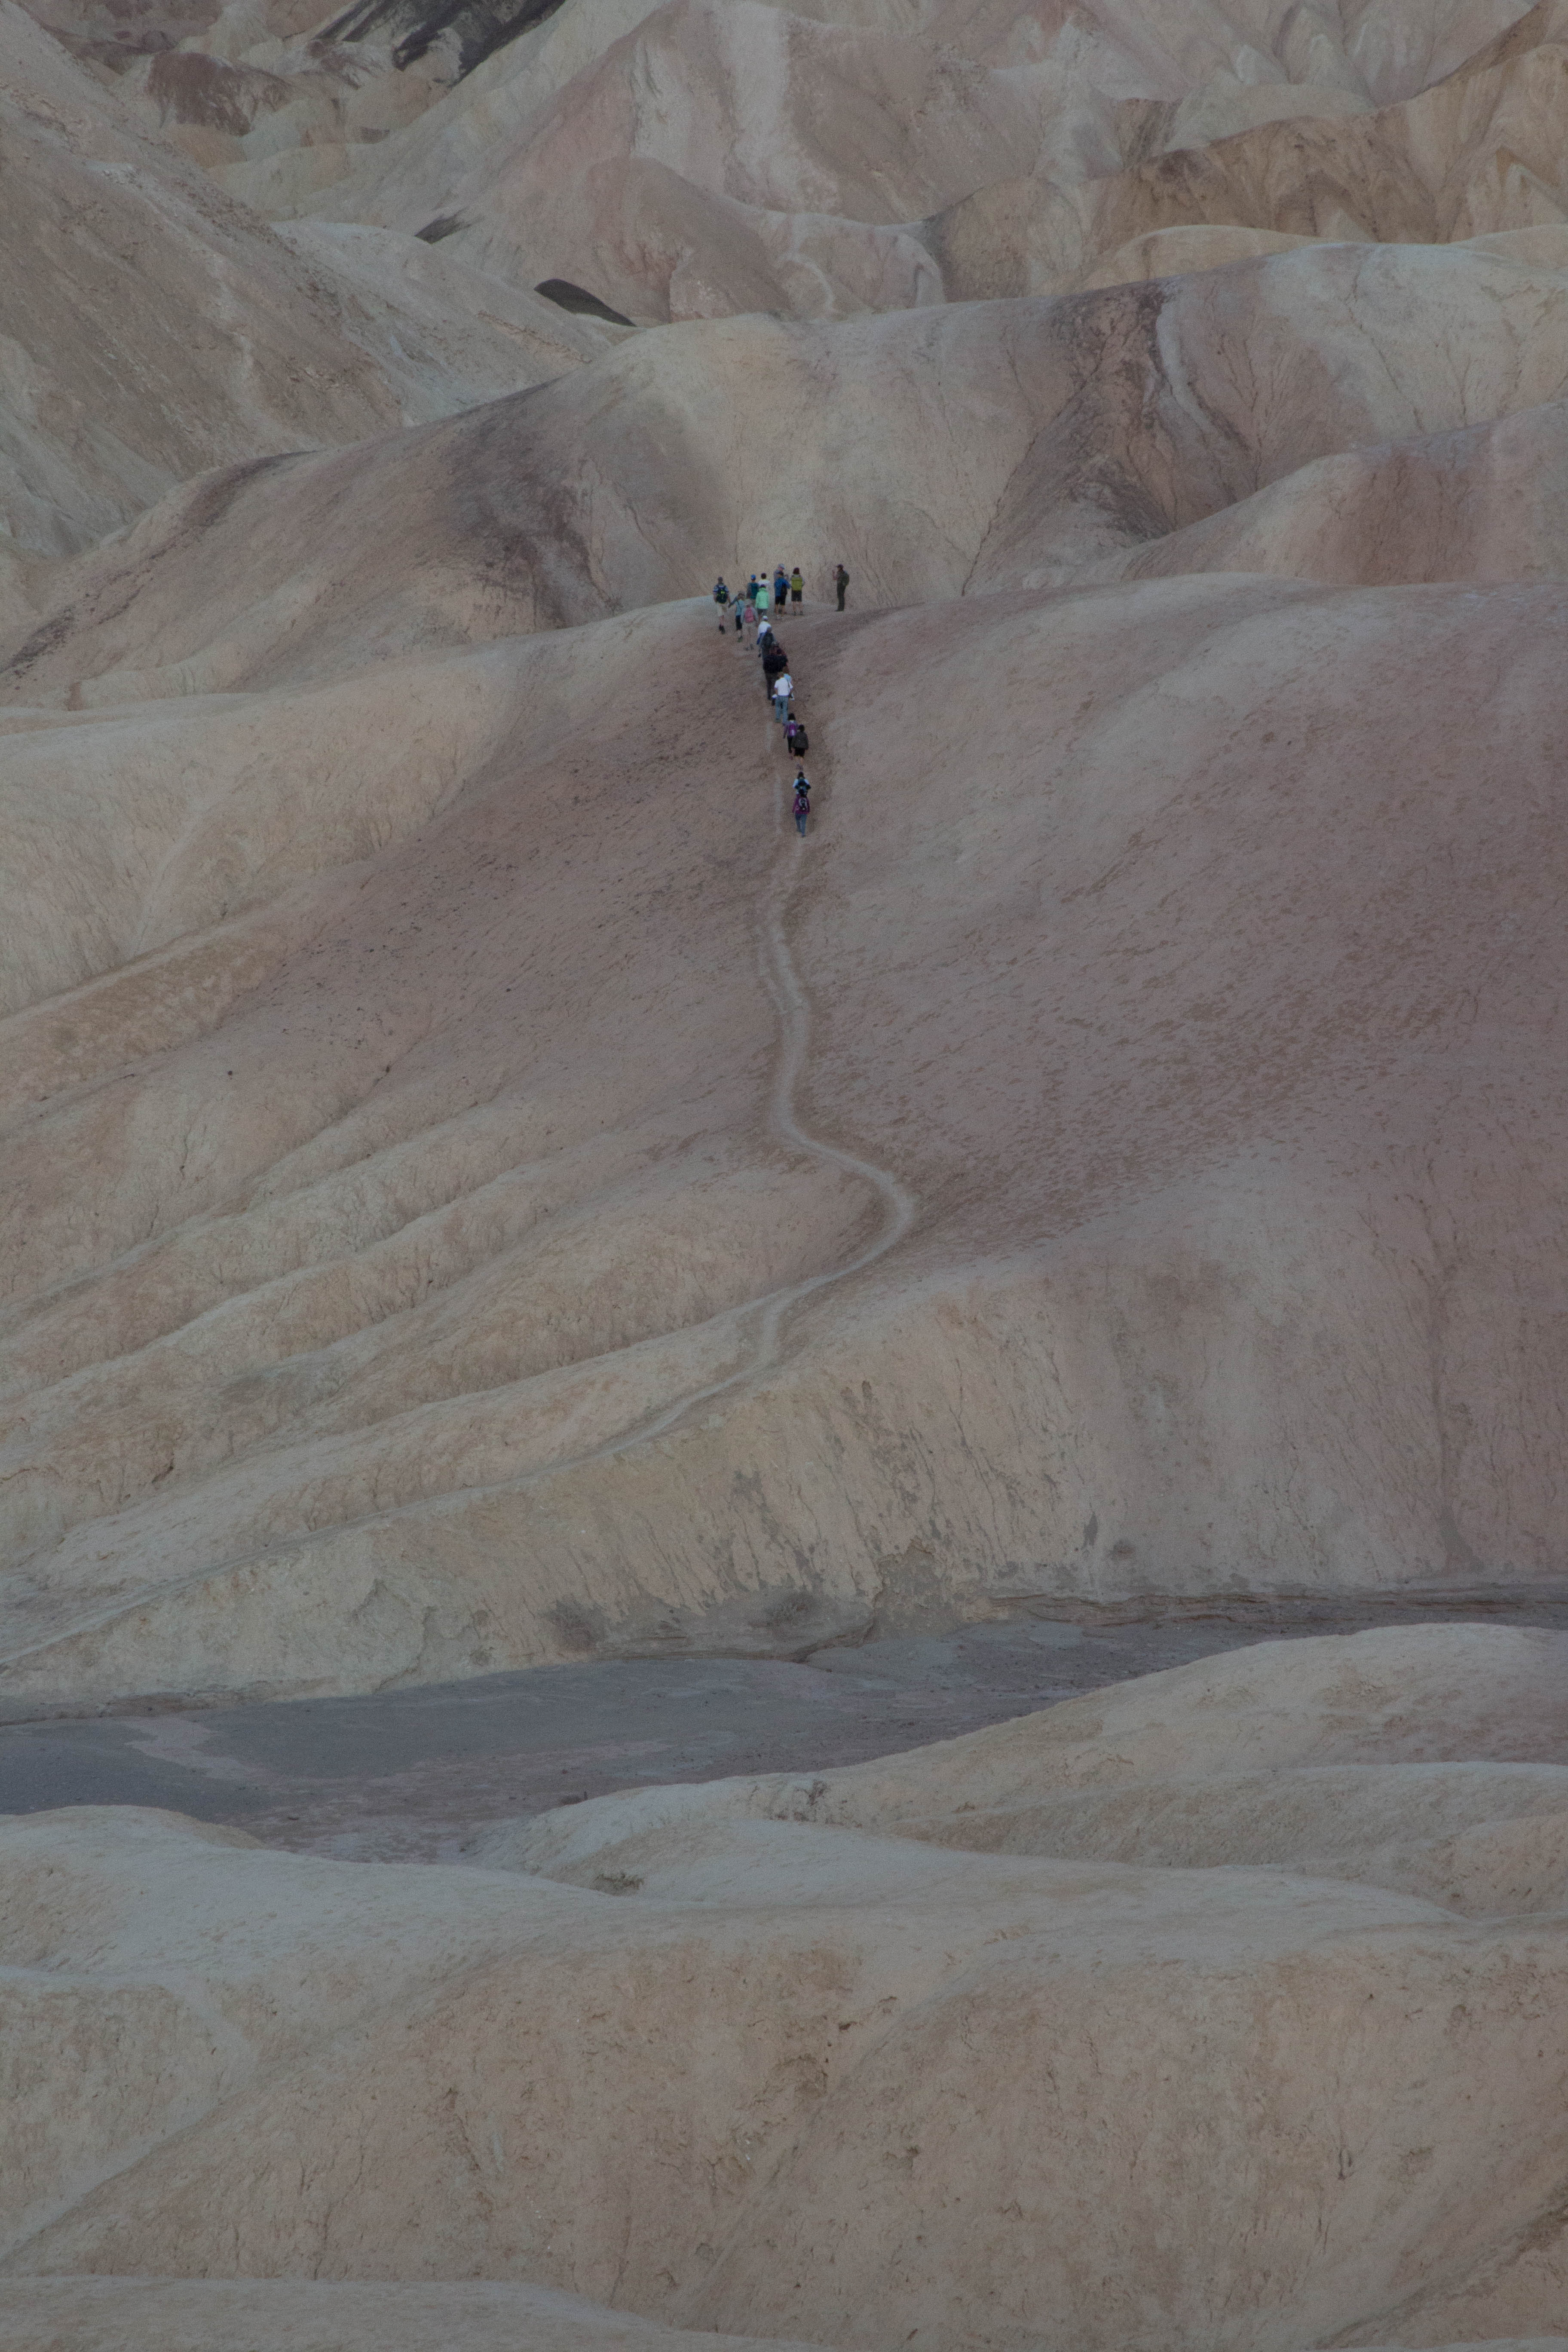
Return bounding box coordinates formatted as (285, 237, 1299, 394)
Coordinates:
(772, 669, 793, 724)
(833, 562, 849, 610)
(784, 714, 808, 756)
(713, 576, 730, 631)
(793, 772, 811, 836)
(790, 565, 803, 609)
(756, 576, 772, 616)
(762, 637, 788, 696)
(773, 566, 789, 611)
(733, 593, 745, 635)
(756, 615, 773, 649)
(743, 599, 758, 644)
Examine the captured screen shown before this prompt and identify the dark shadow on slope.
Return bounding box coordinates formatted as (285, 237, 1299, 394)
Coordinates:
(317, 0, 570, 77)
(534, 278, 637, 326)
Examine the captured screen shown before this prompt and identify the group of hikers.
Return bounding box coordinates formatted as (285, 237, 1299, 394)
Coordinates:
(711, 562, 850, 836)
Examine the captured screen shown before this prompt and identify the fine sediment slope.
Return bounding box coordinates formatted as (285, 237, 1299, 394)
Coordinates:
(0, 2279, 833, 2352)
(2, 1629, 1566, 2349)
(3, 0, 1568, 1721)
(1096, 394, 1568, 585)
(7, 239, 1568, 706)
(302, 0, 1564, 319)
(4, 0, 1568, 2345)
(0, 0, 618, 568)
(18, 0, 1566, 331)
(4, 557, 1568, 1706)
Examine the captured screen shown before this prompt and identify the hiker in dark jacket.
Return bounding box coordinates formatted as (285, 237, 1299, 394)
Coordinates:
(833, 562, 849, 610)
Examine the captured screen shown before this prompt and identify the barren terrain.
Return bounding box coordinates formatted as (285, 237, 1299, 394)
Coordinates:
(3, 0, 1568, 2341)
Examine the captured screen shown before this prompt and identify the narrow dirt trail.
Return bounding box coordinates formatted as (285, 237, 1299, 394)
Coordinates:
(750, 716, 917, 1352)
(0, 612, 919, 1694)
(499, 617, 917, 1465)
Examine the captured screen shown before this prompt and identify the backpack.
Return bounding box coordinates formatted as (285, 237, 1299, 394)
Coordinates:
(787, 722, 808, 753)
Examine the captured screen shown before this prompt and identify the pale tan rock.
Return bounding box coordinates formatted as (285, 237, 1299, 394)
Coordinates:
(1096, 392, 1568, 585)
(0, 2, 609, 557)
(6, 239, 1568, 1708)
(305, 0, 1557, 322)
(2, 1633, 1567, 2345)
(318, 0, 1043, 321)
(0, 0, 401, 552)
(19, 0, 1564, 335)
(933, 8, 1568, 300)
(1078, 220, 1331, 289)
(6, 529, 1568, 1700)
(6, 239, 1565, 705)
(2, 0, 1567, 1739)
(271, 222, 630, 412)
(0, 2277, 830, 2352)
(485, 1626, 1568, 1870)
(4, 2, 1568, 2344)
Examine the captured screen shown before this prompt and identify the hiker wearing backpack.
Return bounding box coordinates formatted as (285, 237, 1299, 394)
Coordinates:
(713, 577, 730, 632)
(772, 670, 793, 725)
(790, 566, 803, 609)
(785, 714, 808, 757)
(793, 773, 811, 836)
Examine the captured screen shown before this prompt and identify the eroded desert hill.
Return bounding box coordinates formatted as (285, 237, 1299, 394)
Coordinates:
(5, 215, 1568, 1708)
(5, 1630, 1568, 2346)
(22, 0, 1568, 324)
(5, 1, 1568, 2346)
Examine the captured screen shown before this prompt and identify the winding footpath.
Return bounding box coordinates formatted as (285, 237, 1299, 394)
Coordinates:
(0, 600, 918, 1697)
(511, 605, 916, 1464)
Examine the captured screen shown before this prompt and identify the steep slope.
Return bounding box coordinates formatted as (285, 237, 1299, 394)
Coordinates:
(0, 0, 619, 566)
(2, 3, 1567, 2342)
(4, 236, 1568, 1711)
(14, 0, 1564, 328)
(936, 0, 1568, 297)
(293, 0, 1568, 323)
(0, 0, 397, 557)
(6, 239, 1566, 710)
(1097, 392, 1568, 585)
(4, 545, 1568, 1706)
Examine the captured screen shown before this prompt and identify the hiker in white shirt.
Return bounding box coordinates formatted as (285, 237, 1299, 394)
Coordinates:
(772, 670, 793, 723)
